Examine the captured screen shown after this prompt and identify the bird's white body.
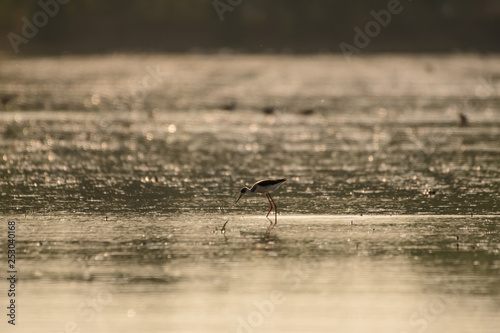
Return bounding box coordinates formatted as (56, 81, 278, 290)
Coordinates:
(251, 181, 284, 193)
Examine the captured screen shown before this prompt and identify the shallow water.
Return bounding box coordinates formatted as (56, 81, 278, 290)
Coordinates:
(3, 213, 500, 333)
(0, 54, 499, 332)
(1, 54, 500, 216)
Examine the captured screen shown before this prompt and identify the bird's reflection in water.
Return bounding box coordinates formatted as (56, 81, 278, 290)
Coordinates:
(237, 224, 281, 254)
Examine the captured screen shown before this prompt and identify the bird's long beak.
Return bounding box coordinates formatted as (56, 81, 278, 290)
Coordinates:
(234, 194, 243, 205)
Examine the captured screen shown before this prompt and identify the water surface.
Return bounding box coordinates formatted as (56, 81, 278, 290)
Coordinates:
(0, 54, 499, 332)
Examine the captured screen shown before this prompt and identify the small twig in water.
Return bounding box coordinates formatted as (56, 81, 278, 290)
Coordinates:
(220, 220, 229, 233)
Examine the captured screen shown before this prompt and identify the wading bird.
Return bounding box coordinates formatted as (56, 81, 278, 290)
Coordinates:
(235, 179, 286, 225)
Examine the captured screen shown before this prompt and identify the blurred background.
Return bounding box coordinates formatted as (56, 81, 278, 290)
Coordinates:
(0, 1, 499, 217)
(1, 0, 500, 54)
(1, 2, 499, 333)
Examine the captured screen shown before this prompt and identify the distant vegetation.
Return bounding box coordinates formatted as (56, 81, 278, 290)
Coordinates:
(1, 0, 499, 54)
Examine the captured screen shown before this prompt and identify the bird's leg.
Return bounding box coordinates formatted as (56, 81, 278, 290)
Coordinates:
(266, 216, 273, 227)
(268, 194, 278, 225)
(265, 193, 273, 218)
(265, 222, 274, 234)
